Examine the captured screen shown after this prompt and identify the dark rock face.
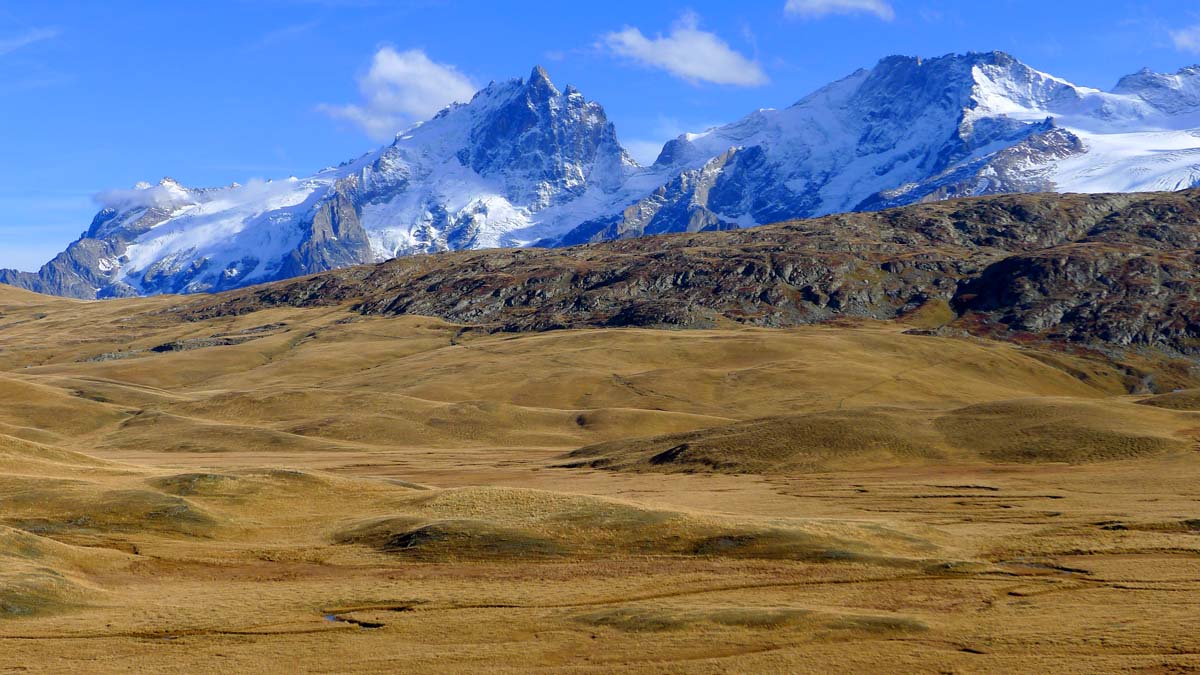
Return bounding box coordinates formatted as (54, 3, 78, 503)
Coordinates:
(860, 125, 1087, 210)
(562, 149, 748, 244)
(279, 184, 374, 280)
(458, 67, 628, 205)
(956, 246, 1200, 348)
(175, 188, 1200, 355)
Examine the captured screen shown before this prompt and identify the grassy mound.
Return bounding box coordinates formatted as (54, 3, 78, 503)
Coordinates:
(1, 478, 219, 538)
(147, 468, 332, 498)
(333, 486, 941, 563)
(935, 398, 1185, 463)
(0, 569, 91, 618)
(1136, 388, 1200, 411)
(568, 397, 1191, 473)
(0, 433, 121, 477)
(0, 376, 128, 441)
(336, 516, 569, 560)
(0, 525, 124, 619)
(100, 410, 354, 455)
(567, 408, 945, 473)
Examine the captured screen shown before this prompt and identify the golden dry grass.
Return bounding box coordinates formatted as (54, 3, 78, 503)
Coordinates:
(1, 284, 1199, 673)
(570, 397, 1194, 472)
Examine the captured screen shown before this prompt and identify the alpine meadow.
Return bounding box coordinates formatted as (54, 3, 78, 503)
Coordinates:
(3, 2, 1200, 673)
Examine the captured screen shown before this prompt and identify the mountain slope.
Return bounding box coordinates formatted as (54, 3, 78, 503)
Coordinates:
(5, 53, 1200, 299)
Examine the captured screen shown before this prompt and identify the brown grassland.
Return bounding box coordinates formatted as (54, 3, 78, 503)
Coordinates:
(1, 283, 1199, 673)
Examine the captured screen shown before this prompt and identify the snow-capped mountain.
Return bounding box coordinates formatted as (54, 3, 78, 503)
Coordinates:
(1, 67, 636, 298)
(554, 52, 1200, 243)
(4, 53, 1199, 299)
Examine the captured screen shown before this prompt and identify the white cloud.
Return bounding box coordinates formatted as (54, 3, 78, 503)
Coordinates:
(319, 47, 477, 141)
(0, 27, 59, 56)
(1172, 24, 1200, 54)
(95, 183, 191, 210)
(603, 13, 767, 87)
(784, 0, 895, 21)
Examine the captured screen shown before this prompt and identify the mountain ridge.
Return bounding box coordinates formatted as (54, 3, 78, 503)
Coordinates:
(5, 51, 1200, 299)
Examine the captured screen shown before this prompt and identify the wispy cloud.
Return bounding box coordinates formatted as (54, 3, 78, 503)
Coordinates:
(784, 0, 895, 21)
(0, 27, 59, 56)
(603, 12, 767, 87)
(319, 47, 476, 141)
(1172, 24, 1200, 54)
(253, 21, 319, 48)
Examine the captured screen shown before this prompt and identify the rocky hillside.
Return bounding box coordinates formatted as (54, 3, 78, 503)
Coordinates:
(177, 188, 1200, 355)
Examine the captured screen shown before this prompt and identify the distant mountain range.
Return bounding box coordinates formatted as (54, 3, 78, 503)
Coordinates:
(4, 51, 1199, 299)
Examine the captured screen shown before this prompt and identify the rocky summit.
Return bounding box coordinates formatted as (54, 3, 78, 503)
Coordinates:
(4, 52, 1200, 300)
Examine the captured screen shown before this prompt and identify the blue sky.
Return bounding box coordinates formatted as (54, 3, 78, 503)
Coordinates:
(1, 0, 1199, 270)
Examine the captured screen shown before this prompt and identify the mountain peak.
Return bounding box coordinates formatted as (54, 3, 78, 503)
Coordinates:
(430, 60, 626, 207)
(1113, 63, 1200, 114)
(871, 50, 1022, 72)
(1114, 64, 1200, 89)
(526, 65, 560, 98)
(974, 49, 1019, 65)
(855, 51, 1045, 107)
